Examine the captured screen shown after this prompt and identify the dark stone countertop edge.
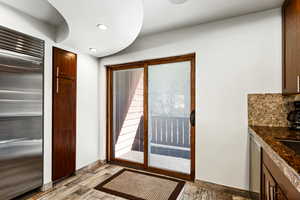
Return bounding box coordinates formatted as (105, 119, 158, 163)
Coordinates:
(248, 127, 300, 192)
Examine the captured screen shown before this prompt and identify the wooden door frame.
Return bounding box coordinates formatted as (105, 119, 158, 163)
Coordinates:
(106, 53, 196, 181)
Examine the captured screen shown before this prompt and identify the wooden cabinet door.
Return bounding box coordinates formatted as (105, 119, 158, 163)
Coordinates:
(53, 47, 77, 79)
(283, 0, 300, 94)
(261, 165, 289, 200)
(277, 186, 289, 200)
(52, 47, 77, 181)
(262, 165, 276, 200)
(262, 150, 300, 200)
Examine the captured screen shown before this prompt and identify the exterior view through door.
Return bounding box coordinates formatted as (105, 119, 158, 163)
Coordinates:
(107, 54, 195, 180)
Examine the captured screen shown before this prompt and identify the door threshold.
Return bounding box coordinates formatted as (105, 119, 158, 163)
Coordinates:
(108, 160, 193, 181)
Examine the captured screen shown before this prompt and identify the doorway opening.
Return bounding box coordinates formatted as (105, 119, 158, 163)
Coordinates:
(107, 53, 195, 180)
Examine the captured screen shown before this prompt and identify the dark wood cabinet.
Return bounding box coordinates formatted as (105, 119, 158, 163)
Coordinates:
(261, 164, 289, 200)
(277, 187, 289, 200)
(53, 47, 77, 79)
(261, 150, 300, 200)
(52, 47, 77, 181)
(282, 0, 300, 94)
(262, 165, 276, 200)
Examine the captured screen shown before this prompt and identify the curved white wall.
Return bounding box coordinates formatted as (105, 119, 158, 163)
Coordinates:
(99, 8, 282, 190)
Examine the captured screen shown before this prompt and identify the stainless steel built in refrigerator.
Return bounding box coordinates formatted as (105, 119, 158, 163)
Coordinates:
(0, 26, 44, 200)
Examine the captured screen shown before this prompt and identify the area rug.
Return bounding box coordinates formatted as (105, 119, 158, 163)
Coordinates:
(95, 169, 185, 200)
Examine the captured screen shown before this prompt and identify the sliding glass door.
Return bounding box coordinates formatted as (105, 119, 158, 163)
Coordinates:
(107, 54, 195, 180)
(112, 68, 144, 164)
(148, 61, 191, 174)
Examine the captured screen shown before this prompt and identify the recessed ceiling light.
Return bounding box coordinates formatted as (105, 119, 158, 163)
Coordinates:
(89, 48, 97, 53)
(169, 0, 188, 4)
(96, 24, 108, 30)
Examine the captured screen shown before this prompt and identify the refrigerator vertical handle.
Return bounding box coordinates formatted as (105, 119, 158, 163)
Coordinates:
(190, 110, 195, 127)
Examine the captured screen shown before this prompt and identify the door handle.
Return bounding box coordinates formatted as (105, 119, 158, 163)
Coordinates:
(56, 67, 60, 77)
(190, 110, 195, 127)
(56, 67, 59, 94)
(56, 78, 59, 93)
(297, 75, 300, 93)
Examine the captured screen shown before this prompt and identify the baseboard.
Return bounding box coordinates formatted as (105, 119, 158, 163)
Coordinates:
(76, 160, 106, 174)
(41, 182, 53, 192)
(99, 159, 107, 165)
(41, 159, 107, 191)
(194, 179, 251, 199)
(250, 191, 260, 200)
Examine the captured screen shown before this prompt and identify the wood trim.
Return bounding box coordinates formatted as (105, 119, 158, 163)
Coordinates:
(106, 53, 196, 181)
(144, 64, 149, 169)
(108, 68, 113, 161)
(110, 158, 145, 169)
(95, 169, 185, 200)
(106, 53, 196, 69)
(147, 167, 192, 181)
(190, 55, 196, 180)
(106, 68, 108, 161)
(107, 64, 145, 71)
(106, 67, 111, 161)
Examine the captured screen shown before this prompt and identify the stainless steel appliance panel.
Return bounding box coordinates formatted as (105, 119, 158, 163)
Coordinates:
(0, 25, 44, 200)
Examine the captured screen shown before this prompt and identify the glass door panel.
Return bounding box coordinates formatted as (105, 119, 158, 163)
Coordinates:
(148, 61, 191, 174)
(112, 68, 144, 164)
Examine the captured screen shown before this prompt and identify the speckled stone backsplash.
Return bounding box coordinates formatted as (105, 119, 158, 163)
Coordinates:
(248, 94, 296, 127)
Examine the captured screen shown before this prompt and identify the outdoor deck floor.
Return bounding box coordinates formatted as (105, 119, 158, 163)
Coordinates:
(118, 150, 191, 174)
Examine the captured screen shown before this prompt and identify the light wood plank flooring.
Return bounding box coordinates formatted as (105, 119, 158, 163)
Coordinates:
(18, 164, 253, 200)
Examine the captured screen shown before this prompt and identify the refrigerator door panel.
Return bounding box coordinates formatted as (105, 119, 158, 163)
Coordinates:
(0, 25, 44, 199)
(0, 139, 43, 200)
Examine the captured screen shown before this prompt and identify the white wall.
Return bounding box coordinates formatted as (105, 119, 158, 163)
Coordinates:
(99, 8, 282, 190)
(76, 54, 99, 169)
(0, 3, 100, 184)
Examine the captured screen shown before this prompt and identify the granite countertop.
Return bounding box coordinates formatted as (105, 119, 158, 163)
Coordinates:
(249, 126, 300, 192)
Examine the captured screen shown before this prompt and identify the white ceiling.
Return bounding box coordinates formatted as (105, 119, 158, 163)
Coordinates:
(141, 0, 284, 36)
(48, 0, 143, 57)
(0, 0, 284, 57)
(0, 0, 64, 27)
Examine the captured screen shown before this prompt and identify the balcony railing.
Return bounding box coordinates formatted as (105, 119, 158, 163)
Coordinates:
(132, 115, 190, 159)
(150, 116, 190, 147)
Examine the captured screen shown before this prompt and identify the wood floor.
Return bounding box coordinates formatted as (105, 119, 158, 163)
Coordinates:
(19, 164, 253, 200)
